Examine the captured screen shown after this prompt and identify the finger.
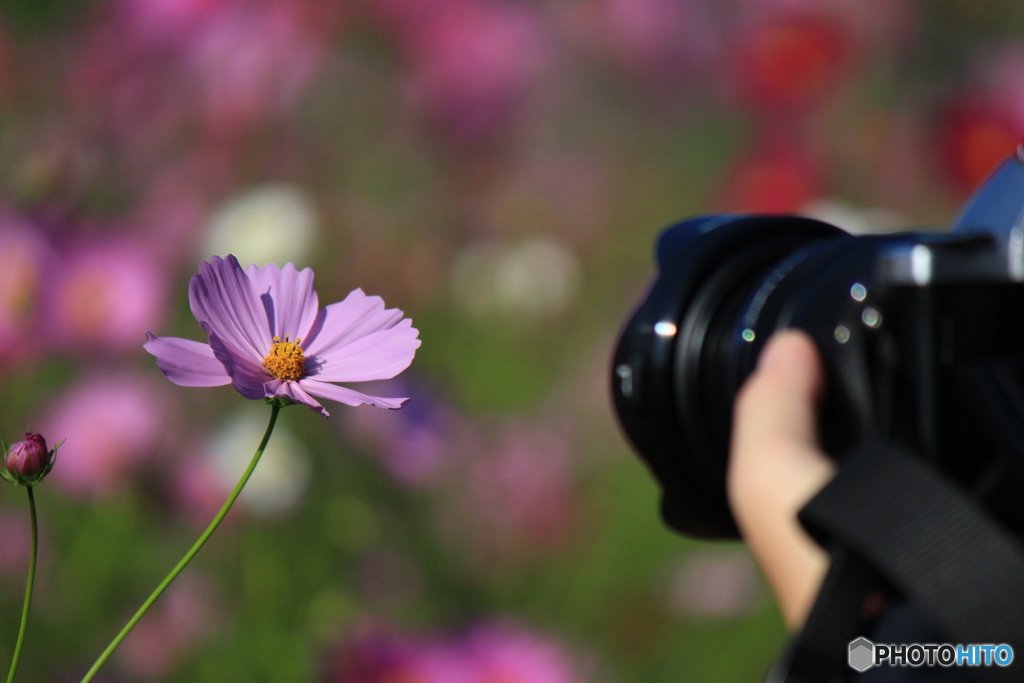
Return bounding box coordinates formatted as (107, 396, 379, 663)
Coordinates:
(733, 329, 824, 456)
(728, 329, 835, 631)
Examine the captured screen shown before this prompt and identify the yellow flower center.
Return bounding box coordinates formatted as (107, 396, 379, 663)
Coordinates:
(262, 336, 306, 381)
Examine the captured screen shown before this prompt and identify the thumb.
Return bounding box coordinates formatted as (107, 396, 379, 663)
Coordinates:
(728, 329, 835, 631)
(732, 329, 824, 456)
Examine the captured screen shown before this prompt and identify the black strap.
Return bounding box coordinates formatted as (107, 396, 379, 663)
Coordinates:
(781, 548, 876, 683)
(783, 440, 1024, 683)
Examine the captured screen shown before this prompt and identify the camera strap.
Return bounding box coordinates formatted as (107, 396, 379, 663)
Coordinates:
(775, 439, 1024, 683)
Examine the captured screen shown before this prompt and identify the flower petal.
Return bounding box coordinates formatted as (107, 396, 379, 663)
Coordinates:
(302, 288, 405, 359)
(298, 378, 409, 410)
(143, 332, 231, 387)
(244, 262, 319, 342)
(189, 255, 272, 362)
(264, 379, 328, 417)
(306, 318, 420, 382)
(204, 323, 272, 400)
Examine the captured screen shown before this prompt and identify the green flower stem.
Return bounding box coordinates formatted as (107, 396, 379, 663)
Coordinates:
(80, 404, 281, 683)
(6, 486, 37, 683)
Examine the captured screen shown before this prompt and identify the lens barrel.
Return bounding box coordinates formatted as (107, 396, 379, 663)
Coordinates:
(617, 217, 976, 536)
(612, 215, 847, 538)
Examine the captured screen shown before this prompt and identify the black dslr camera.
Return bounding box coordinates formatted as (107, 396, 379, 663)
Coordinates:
(612, 152, 1024, 541)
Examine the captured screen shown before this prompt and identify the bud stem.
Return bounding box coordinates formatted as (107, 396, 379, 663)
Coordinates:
(79, 404, 281, 683)
(7, 486, 37, 683)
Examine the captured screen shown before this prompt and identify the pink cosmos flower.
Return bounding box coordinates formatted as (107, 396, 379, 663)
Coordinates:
(144, 255, 419, 417)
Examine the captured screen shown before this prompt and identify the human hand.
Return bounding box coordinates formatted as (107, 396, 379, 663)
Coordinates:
(728, 330, 836, 631)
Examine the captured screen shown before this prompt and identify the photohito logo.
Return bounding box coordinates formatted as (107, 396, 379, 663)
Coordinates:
(849, 638, 875, 672)
(848, 638, 1014, 671)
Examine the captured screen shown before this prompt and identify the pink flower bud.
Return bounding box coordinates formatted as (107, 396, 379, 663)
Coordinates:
(6, 433, 49, 481)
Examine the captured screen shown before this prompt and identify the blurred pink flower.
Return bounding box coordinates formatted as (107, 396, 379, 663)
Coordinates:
(327, 628, 474, 683)
(603, 0, 718, 72)
(133, 159, 223, 263)
(116, 0, 232, 41)
(666, 550, 766, 619)
(342, 380, 460, 488)
(399, 0, 549, 145)
(0, 509, 33, 580)
(145, 256, 419, 417)
(68, 0, 327, 161)
(47, 240, 167, 355)
(66, 10, 191, 162)
(170, 408, 311, 523)
(40, 372, 169, 497)
(462, 622, 586, 683)
(327, 622, 586, 683)
(0, 224, 51, 366)
(460, 422, 579, 556)
(118, 575, 215, 679)
(171, 452, 234, 528)
(188, 2, 326, 137)
(573, 0, 720, 93)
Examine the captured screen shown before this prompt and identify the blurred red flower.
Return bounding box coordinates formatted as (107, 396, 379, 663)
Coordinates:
(734, 16, 852, 110)
(722, 145, 822, 214)
(939, 99, 1022, 195)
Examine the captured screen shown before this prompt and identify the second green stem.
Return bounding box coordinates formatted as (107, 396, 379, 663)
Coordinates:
(80, 404, 281, 683)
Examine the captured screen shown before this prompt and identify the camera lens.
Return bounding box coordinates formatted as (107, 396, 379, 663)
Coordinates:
(612, 215, 848, 538)
(611, 212, 948, 540)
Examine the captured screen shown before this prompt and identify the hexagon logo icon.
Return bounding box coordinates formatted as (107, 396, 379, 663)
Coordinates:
(849, 637, 875, 672)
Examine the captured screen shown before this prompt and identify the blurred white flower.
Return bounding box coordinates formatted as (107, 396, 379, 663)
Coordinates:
(451, 237, 581, 318)
(666, 548, 765, 618)
(800, 199, 907, 235)
(207, 407, 311, 517)
(203, 183, 317, 267)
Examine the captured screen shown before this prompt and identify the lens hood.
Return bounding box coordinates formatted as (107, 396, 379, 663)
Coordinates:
(612, 215, 844, 538)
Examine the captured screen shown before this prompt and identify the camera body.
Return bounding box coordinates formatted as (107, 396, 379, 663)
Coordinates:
(612, 155, 1024, 540)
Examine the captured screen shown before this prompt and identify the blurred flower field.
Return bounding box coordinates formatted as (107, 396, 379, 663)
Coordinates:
(0, 0, 1021, 680)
